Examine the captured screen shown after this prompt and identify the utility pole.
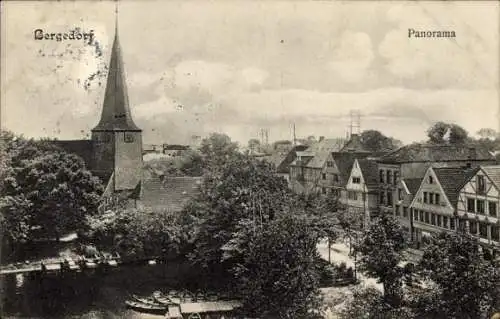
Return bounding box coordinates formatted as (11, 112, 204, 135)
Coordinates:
(292, 123, 297, 146)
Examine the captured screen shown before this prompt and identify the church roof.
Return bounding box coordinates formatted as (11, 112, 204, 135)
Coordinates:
(51, 140, 94, 169)
(139, 176, 202, 212)
(92, 24, 141, 132)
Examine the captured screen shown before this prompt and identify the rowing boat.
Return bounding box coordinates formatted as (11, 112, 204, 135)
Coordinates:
(125, 300, 166, 315)
(131, 294, 165, 307)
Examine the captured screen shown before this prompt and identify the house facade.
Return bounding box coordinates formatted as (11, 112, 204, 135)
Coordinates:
(344, 158, 379, 228)
(378, 144, 497, 218)
(409, 167, 477, 246)
(457, 166, 500, 252)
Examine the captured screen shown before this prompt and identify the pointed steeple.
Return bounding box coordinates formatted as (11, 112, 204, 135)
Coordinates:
(92, 9, 141, 132)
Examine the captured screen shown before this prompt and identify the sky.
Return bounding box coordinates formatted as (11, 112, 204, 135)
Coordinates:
(1, 1, 499, 146)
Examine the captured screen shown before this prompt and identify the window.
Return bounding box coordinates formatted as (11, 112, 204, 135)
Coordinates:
(467, 198, 475, 212)
(419, 211, 424, 222)
(379, 192, 385, 205)
(124, 132, 134, 143)
(387, 171, 392, 185)
(425, 211, 430, 223)
(395, 205, 400, 216)
(393, 171, 399, 185)
(379, 170, 385, 183)
(431, 213, 436, 225)
(333, 174, 339, 182)
(443, 216, 449, 228)
(477, 175, 486, 193)
(477, 200, 485, 214)
(352, 177, 361, 184)
(387, 192, 393, 206)
(429, 193, 434, 204)
(435, 194, 440, 205)
(327, 161, 334, 167)
(423, 192, 428, 204)
(322, 187, 327, 194)
(450, 218, 455, 230)
(414, 210, 418, 221)
(398, 189, 403, 201)
(437, 215, 442, 227)
(348, 191, 358, 201)
(322, 173, 326, 180)
(403, 207, 408, 218)
(470, 221, 478, 234)
(489, 202, 497, 218)
(429, 175, 434, 184)
(479, 223, 488, 239)
(492, 226, 499, 242)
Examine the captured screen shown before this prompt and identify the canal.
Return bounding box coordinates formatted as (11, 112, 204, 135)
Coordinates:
(1, 262, 198, 318)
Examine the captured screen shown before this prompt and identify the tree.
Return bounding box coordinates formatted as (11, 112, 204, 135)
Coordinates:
(186, 154, 290, 278)
(360, 130, 401, 152)
(87, 208, 187, 260)
(427, 122, 469, 144)
(477, 128, 498, 140)
(355, 214, 406, 307)
(340, 287, 414, 319)
(0, 132, 103, 247)
(199, 133, 239, 168)
(411, 232, 500, 319)
(230, 214, 322, 318)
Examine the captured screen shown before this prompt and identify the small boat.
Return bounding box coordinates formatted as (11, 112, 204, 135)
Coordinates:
(131, 294, 166, 307)
(125, 300, 166, 315)
(153, 291, 172, 305)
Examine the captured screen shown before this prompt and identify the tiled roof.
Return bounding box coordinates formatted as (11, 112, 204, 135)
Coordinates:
(433, 166, 480, 207)
(332, 152, 371, 186)
(268, 145, 308, 173)
(306, 138, 345, 153)
(357, 159, 379, 191)
(402, 178, 423, 195)
(379, 143, 495, 164)
(306, 151, 331, 169)
(340, 134, 370, 153)
(140, 176, 202, 212)
(480, 165, 500, 190)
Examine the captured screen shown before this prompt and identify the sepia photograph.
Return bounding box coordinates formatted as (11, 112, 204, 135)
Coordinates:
(1, 1, 499, 318)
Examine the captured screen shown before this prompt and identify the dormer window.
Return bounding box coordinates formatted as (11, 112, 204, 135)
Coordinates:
(352, 177, 361, 184)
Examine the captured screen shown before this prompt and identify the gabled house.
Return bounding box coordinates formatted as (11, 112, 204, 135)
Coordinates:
(344, 158, 379, 228)
(457, 166, 500, 252)
(265, 145, 308, 183)
(410, 166, 478, 247)
(378, 143, 496, 217)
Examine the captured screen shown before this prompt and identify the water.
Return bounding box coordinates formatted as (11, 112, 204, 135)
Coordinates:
(1, 262, 196, 318)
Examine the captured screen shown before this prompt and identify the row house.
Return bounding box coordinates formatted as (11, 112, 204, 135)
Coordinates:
(264, 145, 308, 184)
(289, 134, 373, 195)
(456, 166, 500, 252)
(410, 166, 477, 246)
(377, 143, 496, 238)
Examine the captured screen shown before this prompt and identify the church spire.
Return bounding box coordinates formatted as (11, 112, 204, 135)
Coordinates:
(92, 3, 141, 132)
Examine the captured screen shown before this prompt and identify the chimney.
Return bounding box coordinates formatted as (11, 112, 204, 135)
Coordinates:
(319, 136, 325, 142)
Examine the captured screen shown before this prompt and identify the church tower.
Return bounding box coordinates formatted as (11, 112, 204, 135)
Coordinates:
(91, 18, 143, 192)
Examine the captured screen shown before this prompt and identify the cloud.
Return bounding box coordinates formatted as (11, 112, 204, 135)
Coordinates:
(379, 3, 498, 89)
(328, 31, 374, 83)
